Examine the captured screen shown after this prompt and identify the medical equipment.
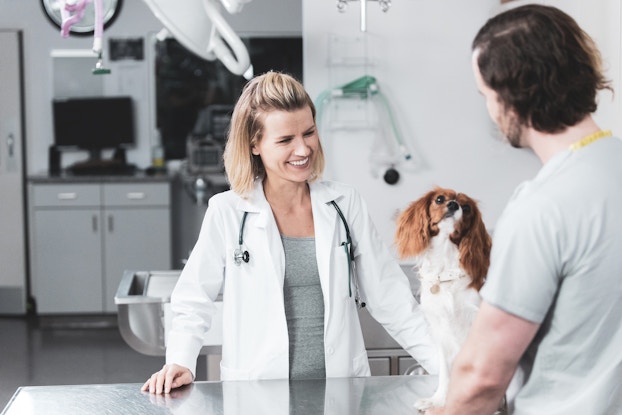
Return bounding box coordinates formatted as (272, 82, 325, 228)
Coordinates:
(143, 0, 253, 78)
(330, 201, 366, 309)
(233, 201, 366, 309)
(53, 0, 253, 77)
(336, 0, 392, 32)
(233, 211, 250, 265)
(316, 75, 412, 185)
(56, 0, 113, 74)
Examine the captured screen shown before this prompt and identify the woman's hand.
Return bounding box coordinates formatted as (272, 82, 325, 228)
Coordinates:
(141, 364, 193, 394)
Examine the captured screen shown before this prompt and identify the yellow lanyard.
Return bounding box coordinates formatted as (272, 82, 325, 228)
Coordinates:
(569, 130, 612, 151)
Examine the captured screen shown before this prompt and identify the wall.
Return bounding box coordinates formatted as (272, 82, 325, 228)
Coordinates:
(0, 0, 302, 175)
(303, 0, 620, 250)
(0, 0, 618, 248)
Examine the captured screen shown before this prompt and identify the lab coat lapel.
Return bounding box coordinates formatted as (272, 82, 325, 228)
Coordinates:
(309, 182, 343, 318)
(237, 182, 285, 287)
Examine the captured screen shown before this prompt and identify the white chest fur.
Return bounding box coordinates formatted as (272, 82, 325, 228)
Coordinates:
(415, 223, 481, 340)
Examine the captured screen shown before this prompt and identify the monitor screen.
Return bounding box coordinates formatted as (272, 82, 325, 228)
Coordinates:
(155, 36, 302, 160)
(53, 96, 135, 150)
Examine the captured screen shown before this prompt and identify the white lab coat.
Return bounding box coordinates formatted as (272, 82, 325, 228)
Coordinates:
(166, 180, 438, 380)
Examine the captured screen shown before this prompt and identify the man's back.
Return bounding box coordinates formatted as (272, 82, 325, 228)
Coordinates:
(482, 135, 622, 414)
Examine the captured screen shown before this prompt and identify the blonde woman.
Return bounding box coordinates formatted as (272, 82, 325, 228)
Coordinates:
(143, 72, 437, 394)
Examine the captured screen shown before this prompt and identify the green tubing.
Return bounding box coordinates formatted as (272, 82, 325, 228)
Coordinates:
(315, 75, 411, 161)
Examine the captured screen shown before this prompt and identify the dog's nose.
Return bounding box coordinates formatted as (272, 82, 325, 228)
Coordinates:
(447, 200, 459, 212)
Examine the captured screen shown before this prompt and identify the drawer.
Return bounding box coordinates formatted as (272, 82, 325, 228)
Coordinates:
(31, 184, 101, 207)
(368, 357, 391, 376)
(103, 183, 170, 207)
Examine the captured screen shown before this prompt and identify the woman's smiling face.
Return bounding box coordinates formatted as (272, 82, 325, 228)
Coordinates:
(251, 106, 319, 186)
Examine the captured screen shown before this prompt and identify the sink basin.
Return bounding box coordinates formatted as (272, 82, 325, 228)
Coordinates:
(115, 270, 178, 356)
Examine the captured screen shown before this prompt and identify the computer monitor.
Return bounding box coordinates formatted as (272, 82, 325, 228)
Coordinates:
(52, 96, 136, 163)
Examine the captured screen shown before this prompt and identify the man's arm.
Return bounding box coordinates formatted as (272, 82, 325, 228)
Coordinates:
(428, 301, 540, 415)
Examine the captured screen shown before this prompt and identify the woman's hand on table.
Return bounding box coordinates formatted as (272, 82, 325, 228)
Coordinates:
(141, 363, 193, 394)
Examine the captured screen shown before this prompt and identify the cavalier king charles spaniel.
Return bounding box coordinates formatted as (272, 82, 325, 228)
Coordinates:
(395, 187, 492, 412)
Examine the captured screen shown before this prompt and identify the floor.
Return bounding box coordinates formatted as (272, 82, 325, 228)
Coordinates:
(0, 315, 206, 411)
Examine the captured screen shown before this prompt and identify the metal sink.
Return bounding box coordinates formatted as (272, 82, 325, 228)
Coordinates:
(115, 270, 179, 356)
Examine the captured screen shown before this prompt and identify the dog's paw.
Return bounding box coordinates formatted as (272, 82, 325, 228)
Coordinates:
(414, 397, 444, 412)
(414, 398, 434, 412)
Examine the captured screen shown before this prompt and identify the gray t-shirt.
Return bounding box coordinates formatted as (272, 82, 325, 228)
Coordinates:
(281, 235, 326, 380)
(481, 136, 622, 414)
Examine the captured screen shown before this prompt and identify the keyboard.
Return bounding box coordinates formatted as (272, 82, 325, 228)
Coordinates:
(68, 162, 137, 176)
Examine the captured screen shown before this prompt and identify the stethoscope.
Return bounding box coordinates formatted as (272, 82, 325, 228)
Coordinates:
(232, 201, 366, 309)
(233, 211, 251, 265)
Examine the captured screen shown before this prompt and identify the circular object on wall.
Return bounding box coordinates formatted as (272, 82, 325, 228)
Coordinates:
(40, 0, 124, 37)
(383, 167, 400, 185)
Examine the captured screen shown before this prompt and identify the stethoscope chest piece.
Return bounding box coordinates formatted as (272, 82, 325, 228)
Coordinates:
(234, 211, 251, 266)
(233, 247, 250, 265)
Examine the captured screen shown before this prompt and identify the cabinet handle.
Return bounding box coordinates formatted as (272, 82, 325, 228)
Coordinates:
(108, 215, 114, 233)
(126, 192, 146, 200)
(92, 215, 98, 232)
(57, 192, 78, 200)
(7, 133, 14, 158)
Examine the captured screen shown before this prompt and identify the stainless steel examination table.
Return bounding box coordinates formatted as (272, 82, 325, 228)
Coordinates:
(2, 375, 437, 415)
(113, 269, 425, 380)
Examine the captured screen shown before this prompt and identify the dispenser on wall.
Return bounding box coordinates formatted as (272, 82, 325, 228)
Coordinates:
(316, 75, 414, 185)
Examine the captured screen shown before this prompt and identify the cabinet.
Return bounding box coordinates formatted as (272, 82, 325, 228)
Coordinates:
(29, 180, 172, 313)
(0, 30, 27, 314)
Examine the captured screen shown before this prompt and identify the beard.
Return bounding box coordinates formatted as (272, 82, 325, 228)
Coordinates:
(497, 110, 524, 148)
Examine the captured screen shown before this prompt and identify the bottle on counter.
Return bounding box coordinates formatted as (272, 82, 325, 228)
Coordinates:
(151, 129, 166, 173)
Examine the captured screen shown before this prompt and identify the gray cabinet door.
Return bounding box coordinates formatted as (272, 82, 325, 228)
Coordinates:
(102, 208, 171, 312)
(31, 209, 103, 313)
(0, 30, 27, 314)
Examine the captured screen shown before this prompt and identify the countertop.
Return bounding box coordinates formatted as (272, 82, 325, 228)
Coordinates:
(2, 375, 437, 415)
(28, 171, 173, 184)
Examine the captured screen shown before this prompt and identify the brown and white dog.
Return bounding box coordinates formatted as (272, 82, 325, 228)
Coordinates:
(395, 187, 491, 411)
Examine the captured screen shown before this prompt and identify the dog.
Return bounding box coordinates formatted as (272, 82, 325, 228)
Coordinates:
(395, 187, 491, 412)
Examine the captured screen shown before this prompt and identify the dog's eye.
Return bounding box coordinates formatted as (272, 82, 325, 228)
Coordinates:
(435, 196, 446, 204)
(462, 204, 472, 214)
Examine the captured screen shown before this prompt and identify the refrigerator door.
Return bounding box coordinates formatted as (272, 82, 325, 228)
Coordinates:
(0, 30, 27, 314)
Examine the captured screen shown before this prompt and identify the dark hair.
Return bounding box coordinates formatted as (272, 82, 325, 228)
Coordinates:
(472, 4, 612, 133)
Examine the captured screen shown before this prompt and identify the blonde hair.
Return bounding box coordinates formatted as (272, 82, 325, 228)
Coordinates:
(223, 72, 325, 196)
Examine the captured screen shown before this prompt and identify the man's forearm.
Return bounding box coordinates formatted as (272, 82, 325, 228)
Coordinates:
(441, 360, 508, 415)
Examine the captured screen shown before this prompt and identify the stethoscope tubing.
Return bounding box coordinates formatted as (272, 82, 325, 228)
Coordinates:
(233, 200, 365, 308)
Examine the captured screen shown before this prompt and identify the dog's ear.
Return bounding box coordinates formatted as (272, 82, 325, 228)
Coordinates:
(458, 203, 491, 291)
(395, 192, 434, 259)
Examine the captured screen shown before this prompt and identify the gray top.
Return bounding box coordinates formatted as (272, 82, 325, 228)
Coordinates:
(281, 235, 326, 380)
(481, 137, 622, 414)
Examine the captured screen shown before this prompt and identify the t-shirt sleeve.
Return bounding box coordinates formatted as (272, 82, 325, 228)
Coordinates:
(481, 199, 562, 324)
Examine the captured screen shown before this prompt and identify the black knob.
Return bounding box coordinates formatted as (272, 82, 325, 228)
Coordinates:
(383, 168, 400, 185)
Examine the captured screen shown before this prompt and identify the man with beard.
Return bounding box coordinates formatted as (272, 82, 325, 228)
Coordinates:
(427, 5, 622, 415)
